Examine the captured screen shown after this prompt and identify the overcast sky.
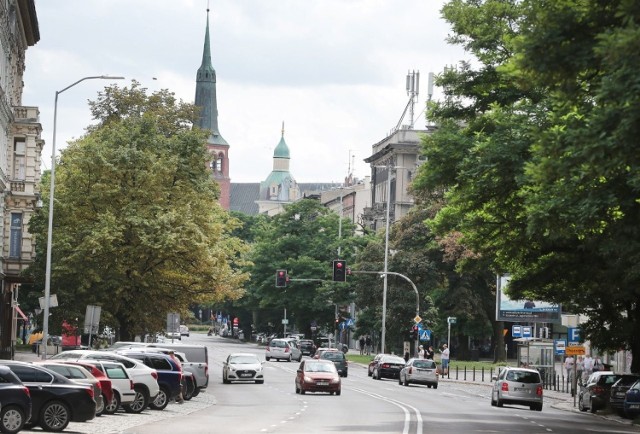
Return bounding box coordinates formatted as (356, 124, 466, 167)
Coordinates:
(23, 0, 469, 183)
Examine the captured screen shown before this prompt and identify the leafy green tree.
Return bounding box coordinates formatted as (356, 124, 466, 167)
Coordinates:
(246, 199, 366, 338)
(413, 0, 640, 370)
(27, 82, 249, 340)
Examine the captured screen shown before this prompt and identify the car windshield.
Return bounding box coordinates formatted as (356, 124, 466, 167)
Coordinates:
(598, 375, 621, 386)
(382, 356, 406, 364)
(305, 363, 336, 373)
(322, 352, 344, 361)
(506, 370, 541, 383)
(413, 360, 436, 369)
(230, 356, 259, 364)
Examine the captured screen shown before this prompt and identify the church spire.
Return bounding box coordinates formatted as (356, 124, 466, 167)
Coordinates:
(194, 6, 227, 145)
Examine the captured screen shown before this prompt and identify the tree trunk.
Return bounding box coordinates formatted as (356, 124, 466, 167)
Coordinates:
(631, 305, 640, 374)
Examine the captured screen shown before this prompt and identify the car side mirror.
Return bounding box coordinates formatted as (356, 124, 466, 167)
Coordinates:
(492, 375, 497, 381)
(297, 369, 302, 373)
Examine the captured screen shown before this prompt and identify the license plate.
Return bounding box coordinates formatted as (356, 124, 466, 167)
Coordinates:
(617, 393, 626, 397)
(630, 404, 640, 409)
(317, 381, 329, 386)
(240, 373, 252, 378)
(514, 388, 530, 392)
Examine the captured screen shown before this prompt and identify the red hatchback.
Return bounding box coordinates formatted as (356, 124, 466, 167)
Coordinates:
(295, 360, 341, 395)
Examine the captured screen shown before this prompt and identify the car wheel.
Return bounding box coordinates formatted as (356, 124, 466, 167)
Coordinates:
(223, 373, 231, 384)
(491, 393, 497, 407)
(295, 384, 299, 394)
(300, 388, 306, 395)
(336, 389, 341, 396)
(104, 392, 121, 415)
(590, 399, 597, 414)
(427, 384, 432, 388)
(124, 386, 149, 413)
(266, 357, 271, 361)
(368, 369, 373, 377)
(288, 355, 292, 362)
(95, 394, 105, 416)
(192, 387, 200, 398)
(536, 403, 543, 412)
(433, 383, 438, 390)
(398, 376, 403, 385)
(183, 385, 194, 401)
(40, 400, 70, 432)
(578, 395, 587, 412)
(0, 405, 26, 434)
(150, 386, 170, 411)
(298, 355, 303, 362)
(496, 397, 503, 408)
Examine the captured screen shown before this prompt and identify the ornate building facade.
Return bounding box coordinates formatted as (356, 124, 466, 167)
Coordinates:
(0, 0, 41, 359)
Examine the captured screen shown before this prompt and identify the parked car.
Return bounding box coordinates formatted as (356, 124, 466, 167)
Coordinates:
(491, 366, 543, 411)
(222, 353, 264, 384)
(578, 371, 620, 413)
(266, 338, 302, 362)
(368, 354, 385, 376)
(179, 325, 190, 337)
(319, 350, 348, 377)
(399, 358, 438, 388)
(371, 355, 405, 380)
(37, 362, 105, 417)
(50, 349, 160, 414)
(0, 365, 32, 434)
(609, 374, 640, 416)
(144, 343, 209, 395)
(165, 330, 181, 341)
(298, 339, 316, 356)
(624, 379, 640, 418)
(115, 350, 182, 410)
(295, 359, 341, 395)
(56, 361, 113, 412)
(0, 360, 96, 432)
(79, 360, 136, 415)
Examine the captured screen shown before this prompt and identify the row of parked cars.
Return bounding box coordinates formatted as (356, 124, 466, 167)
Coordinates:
(0, 342, 209, 433)
(577, 370, 640, 418)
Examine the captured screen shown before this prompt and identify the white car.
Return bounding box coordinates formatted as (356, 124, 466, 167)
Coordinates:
(179, 325, 190, 337)
(222, 353, 264, 384)
(266, 338, 302, 362)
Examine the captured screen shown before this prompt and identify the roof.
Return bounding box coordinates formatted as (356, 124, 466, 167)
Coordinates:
(273, 136, 290, 159)
(230, 183, 260, 215)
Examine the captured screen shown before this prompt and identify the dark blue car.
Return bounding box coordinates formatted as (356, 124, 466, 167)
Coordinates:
(624, 379, 640, 418)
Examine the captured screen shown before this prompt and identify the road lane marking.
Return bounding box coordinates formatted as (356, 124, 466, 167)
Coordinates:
(350, 387, 423, 434)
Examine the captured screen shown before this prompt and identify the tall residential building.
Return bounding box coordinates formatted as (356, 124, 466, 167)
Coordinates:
(194, 8, 230, 209)
(0, 0, 41, 359)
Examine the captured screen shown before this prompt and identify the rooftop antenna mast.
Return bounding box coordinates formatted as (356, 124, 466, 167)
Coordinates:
(394, 70, 419, 132)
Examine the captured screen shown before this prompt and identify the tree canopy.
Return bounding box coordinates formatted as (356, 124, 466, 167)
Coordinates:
(27, 82, 249, 340)
(412, 0, 640, 370)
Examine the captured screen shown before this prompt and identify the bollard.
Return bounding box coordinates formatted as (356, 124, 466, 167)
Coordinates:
(482, 366, 485, 382)
(464, 365, 467, 381)
(455, 365, 459, 380)
(473, 366, 476, 382)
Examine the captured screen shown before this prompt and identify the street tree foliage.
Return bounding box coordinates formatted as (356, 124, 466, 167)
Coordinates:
(27, 82, 249, 340)
(246, 199, 367, 336)
(413, 0, 640, 370)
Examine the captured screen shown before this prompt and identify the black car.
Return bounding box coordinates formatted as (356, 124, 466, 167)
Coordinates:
(298, 340, 316, 356)
(320, 350, 348, 377)
(610, 374, 640, 416)
(0, 361, 96, 432)
(0, 365, 32, 434)
(371, 355, 406, 380)
(115, 351, 182, 410)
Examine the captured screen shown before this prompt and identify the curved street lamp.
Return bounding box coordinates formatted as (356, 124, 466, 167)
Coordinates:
(42, 75, 125, 360)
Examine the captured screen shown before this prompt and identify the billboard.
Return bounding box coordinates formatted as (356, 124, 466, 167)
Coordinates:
(495, 275, 561, 323)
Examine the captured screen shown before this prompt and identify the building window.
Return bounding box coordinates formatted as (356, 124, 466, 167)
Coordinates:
(14, 139, 25, 180)
(9, 213, 22, 258)
(216, 154, 223, 173)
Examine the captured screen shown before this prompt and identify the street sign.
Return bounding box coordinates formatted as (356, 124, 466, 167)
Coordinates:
(419, 329, 431, 341)
(414, 315, 422, 324)
(565, 345, 585, 356)
(346, 318, 354, 327)
(568, 327, 581, 343)
(522, 326, 532, 338)
(83, 305, 102, 334)
(448, 317, 457, 324)
(167, 313, 180, 334)
(554, 339, 567, 355)
(512, 325, 522, 338)
(281, 319, 289, 325)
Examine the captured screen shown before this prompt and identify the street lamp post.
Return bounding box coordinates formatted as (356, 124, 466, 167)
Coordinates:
(42, 75, 124, 360)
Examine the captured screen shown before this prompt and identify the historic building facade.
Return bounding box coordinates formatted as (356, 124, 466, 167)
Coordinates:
(0, 0, 41, 359)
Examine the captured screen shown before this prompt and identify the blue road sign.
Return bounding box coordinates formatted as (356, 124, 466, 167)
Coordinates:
(419, 329, 431, 341)
(568, 327, 581, 343)
(554, 339, 567, 355)
(346, 318, 354, 327)
(522, 326, 532, 338)
(512, 325, 522, 338)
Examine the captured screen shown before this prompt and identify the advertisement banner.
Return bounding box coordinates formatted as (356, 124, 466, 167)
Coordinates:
(495, 275, 561, 323)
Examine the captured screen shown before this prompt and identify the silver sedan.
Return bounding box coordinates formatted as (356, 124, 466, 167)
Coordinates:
(222, 353, 265, 384)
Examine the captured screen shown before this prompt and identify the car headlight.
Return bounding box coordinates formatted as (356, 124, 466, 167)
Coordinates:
(255, 365, 263, 372)
(330, 378, 340, 384)
(304, 376, 314, 383)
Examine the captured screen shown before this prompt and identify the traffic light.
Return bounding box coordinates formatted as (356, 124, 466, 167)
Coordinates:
(275, 269, 288, 288)
(333, 260, 347, 282)
(410, 325, 418, 340)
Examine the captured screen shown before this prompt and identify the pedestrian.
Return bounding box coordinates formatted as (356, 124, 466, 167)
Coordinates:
(593, 356, 603, 372)
(441, 344, 450, 376)
(418, 345, 424, 359)
(582, 353, 594, 383)
(404, 351, 410, 363)
(564, 354, 575, 383)
(365, 335, 372, 355)
(425, 345, 435, 360)
(576, 356, 584, 385)
(359, 336, 365, 355)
